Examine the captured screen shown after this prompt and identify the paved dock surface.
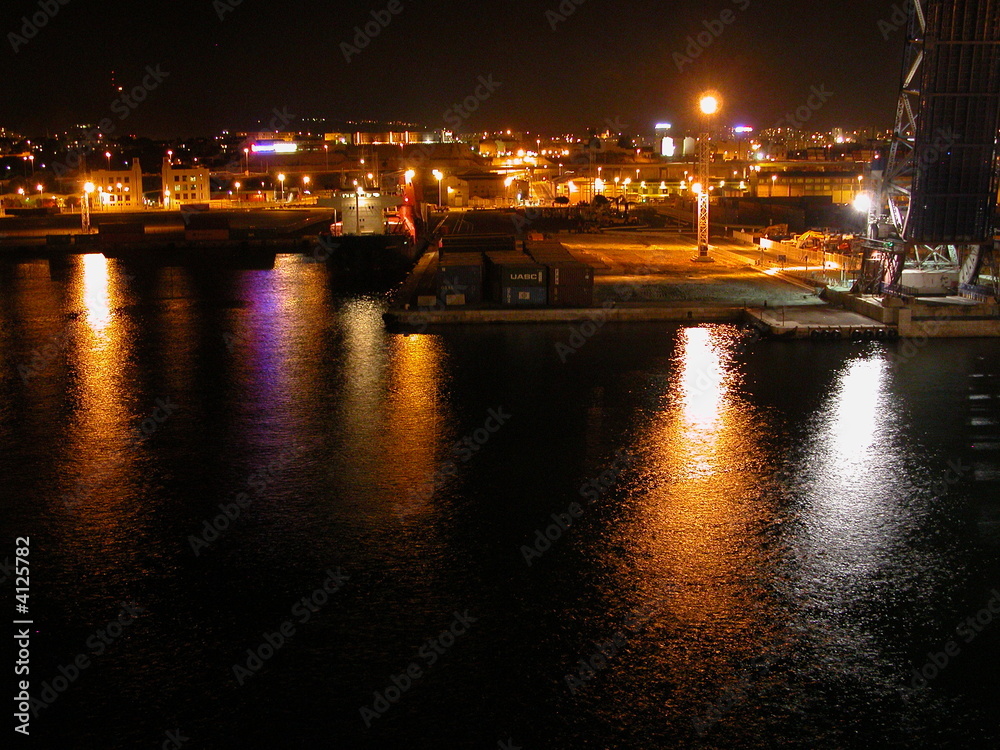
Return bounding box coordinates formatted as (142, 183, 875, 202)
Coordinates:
(556, 231, 824, 308)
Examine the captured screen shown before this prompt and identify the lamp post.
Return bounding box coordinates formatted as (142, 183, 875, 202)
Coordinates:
(694, 92, 720, 262)
(244, 148, 250, 176)
(82, 181, 94, 232)
(105, 151, 112, 171)
(303, 176, 311, 197)
(432, 169, 443, 207)
(234, 181, 241, 206)
(278, 173, 285, 202)
(324, 144, 329, 172)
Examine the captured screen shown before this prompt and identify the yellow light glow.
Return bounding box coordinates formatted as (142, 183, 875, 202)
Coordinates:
(699, 94, 720, 115)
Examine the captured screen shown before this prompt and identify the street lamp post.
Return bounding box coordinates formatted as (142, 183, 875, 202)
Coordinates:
(82, 181, 94, 232)
(234, 181, 241, 206)
(433, 169, 443, 207)
(278, 173, 285, 202)
(694, 92, 720, 262)
(244, 148, 250, 176)
(105, 151, 112, 171)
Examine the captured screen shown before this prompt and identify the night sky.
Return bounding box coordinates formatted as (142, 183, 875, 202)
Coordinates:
(0, 0, 904, 137)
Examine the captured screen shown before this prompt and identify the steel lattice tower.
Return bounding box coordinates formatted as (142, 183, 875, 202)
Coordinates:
(857, 0, 1000, 299)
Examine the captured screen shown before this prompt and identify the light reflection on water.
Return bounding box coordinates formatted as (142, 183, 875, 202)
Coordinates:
(1, 256, 998, 748)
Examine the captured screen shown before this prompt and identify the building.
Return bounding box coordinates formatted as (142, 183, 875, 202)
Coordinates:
(751, 163, 863, 204)
(162, 158, 211, 206)
(86, 159, 144, 209)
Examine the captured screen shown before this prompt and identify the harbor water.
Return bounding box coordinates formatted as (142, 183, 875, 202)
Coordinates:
(2, 253, 1000, 748)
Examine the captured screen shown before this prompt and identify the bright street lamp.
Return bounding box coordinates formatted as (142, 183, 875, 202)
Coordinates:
(699, 95, 720, 116)
(404, 169, 415, 184)
(432, 169, 443, 206)
(278, 173, 285, 202)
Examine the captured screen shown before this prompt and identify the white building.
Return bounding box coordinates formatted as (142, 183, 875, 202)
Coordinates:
(162, 158, 211, 206)
(86, 159, 144, 209)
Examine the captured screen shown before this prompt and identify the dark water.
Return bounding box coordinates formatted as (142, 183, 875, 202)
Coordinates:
(2, 254, 1000, 749)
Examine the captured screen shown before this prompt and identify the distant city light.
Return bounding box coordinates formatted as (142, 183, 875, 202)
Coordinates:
(734, 126, 754, 133)
(251, 142, 298, 154)
(655, 122, 672, 130)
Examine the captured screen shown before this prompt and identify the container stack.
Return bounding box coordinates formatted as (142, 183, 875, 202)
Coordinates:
(184, 214, 230, 242)
(485, 251, 547, 306)
(527, 241, 595, 307)
(437, 252, 484, 306)
(439, 234, 517, 256)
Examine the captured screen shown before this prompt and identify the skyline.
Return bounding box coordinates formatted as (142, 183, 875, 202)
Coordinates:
(1, 0, 906, 138)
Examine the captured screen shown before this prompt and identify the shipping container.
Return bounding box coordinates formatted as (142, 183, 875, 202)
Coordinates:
(437, 252, 484, 305)
(185, 229, 231, 241)
(98, 222, 145, 244)
(486, 256, 546, 303)
(440, 233, 517, 255)
(547, 261, 594, 307)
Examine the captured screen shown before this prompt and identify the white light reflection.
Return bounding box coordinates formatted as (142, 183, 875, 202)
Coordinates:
(81, 254, 111, 333)
(830, 358, 886, 460)
(799, 356, 899, 577)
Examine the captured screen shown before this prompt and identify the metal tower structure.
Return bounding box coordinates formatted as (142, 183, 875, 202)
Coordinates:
(856, 0, 1000, 299)
(693, 93, 719, 262)
(696, 135, 711, 257)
